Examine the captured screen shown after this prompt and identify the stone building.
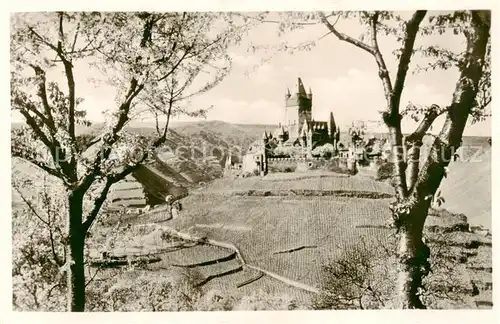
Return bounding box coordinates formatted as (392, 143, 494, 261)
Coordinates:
(239, 77, 342, 175)
(273, 77, 340, 153)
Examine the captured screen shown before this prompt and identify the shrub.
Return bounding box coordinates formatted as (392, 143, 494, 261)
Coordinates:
(268, 163, 297, 173)
(312, 239, 396, 310)
(376, 161, 394, 181)
(86, 268, 204, 311)
(194, 289, 239, 311)
(234, 290, 307, 310)
(327, 164, 356, 175)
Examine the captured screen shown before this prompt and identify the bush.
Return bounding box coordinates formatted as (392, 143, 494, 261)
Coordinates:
(327, 164, 356, 175)
(195, 289, 308, 311)
(234, 290, 307, 310)
(86, 268, 204, 311)
(268, 163, 297, 173)
(376, 161, 394, 181)
(312, 239, 396, 310)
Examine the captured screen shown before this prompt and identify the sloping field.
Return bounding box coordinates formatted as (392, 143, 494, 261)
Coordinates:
(166, 195, 392, 288)
(131, 173, 395, 291)
(438, 147, 491, 229)
(417, 136, 491, 230)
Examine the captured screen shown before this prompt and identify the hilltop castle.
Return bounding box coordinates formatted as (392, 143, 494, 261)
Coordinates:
(232, 78, 342, 176)
(272, 77, 340, 152)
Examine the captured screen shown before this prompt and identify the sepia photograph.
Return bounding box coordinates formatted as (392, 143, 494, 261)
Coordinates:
(7, 3, 494, 318)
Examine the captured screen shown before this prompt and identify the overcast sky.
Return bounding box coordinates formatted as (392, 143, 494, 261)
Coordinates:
(11, 11, 491, 136)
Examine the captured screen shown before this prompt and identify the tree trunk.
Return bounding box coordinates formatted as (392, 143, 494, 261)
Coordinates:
(66, 192, 86, 312)
(395, 200, 431, 309)
(393, 11, 490, 309)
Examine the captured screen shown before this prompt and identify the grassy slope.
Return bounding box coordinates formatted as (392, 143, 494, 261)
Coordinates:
(125, 171, 491, 308)
(135, 173, 395, 288)
(438, 140, 491, 229)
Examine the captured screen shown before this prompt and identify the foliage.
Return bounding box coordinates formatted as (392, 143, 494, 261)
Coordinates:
(11, 11, 251, 310)
(268, 163, 297, 173)
(312, 239, 396, 310)
(234, 290, 307, 310)
(194, 289, 307, 311)
(86, 268, 203, 311)
(271, 145, 299, 158)
(311, 143, 334, 158)
(12, 168, 67, 311)
(312, 228, 481, 309)
(376, 161, 395, 182)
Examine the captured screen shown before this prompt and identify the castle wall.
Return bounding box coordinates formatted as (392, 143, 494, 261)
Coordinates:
(267, 157, 352, 173)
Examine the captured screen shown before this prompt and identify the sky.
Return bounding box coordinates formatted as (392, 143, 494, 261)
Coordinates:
(11, 11, 491, 137)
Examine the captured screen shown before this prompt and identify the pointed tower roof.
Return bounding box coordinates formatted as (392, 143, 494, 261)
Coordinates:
(297, 77, 307, 95)
(330, 111, 336, 129)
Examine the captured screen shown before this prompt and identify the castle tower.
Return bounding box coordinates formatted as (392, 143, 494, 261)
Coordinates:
(284, 77, 312, 138)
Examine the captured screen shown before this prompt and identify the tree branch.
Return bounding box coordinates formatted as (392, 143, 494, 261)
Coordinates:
(77, 78, 144, 193)
(237, 12, 324, 26)
(12, 153, 62, 180)
(28, 64, 56, 132)
(369, 11, 426, 200)
(42, 181, 64, 267)
(318, 12, 375, 54)
(409, 10, 490, 202)
(405, 105, 443, 144)
(53, 12, 78, 146)
(82, 179, 113, 233)
(27, 26, 59, 52)
(157, 46, 193, 82)
(12, 184, 49, 226)
(367, 12, 408, 199)
(17, 109, 55, 152)
(370, 12, 393, 104)
(83, 99, 174, 233)
(405, 104, 442, 190)
(76, 17, 155, 195)
(391, 11, 427, 118)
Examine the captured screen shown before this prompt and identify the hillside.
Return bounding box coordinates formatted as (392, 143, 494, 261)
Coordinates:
(11, 119, 492, 309)
(111, 172, 491, 309)
(11, 120, 491, 226)
(438, 143, 491, 229)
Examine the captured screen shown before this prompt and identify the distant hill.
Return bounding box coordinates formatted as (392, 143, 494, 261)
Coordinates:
(12, 120, 268, 210)
(11, 120, 491, 223)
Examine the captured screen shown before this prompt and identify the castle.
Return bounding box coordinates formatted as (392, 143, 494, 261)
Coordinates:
(273, 77, 340, 153)
(232, 78, 343, 176)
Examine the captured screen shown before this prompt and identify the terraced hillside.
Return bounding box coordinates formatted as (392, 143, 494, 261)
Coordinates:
(109, 171, 491, 309)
